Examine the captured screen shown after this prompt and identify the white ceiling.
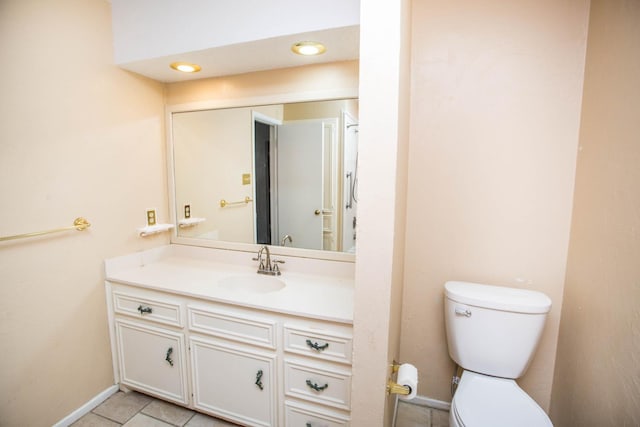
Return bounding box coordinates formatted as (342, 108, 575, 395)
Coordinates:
(117, 26, 360, 83)
(111, 1, 360, 83)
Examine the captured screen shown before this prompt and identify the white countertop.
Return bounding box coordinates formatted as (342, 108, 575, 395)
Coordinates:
(105, 245, 355, 324)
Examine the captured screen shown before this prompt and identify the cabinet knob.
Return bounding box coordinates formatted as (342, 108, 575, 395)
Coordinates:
(305, 379, 328, 392)
(306, 339, 329, 352)
(165, 347, 174, 366)
(255, 369, 264, 390)
(137, 305, 152, 315)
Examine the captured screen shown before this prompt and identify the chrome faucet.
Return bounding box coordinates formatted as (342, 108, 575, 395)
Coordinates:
(253, 245, 284, 275)
(259, 245, 271, 270)
(281, 234, 292, 246)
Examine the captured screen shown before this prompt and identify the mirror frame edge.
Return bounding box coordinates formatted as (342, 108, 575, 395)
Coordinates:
(165, 87, 359, 263)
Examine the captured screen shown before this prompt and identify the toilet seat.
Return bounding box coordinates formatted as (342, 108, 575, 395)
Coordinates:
(451, 371, 553, 427)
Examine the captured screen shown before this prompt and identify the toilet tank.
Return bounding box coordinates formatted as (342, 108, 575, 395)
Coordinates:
(444, 281, 552, 379)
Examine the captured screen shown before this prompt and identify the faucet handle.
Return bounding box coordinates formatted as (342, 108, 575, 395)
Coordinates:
(252, 250, 266, 271)
(272, 259, 285, 274)
(272, 262, 282, 275)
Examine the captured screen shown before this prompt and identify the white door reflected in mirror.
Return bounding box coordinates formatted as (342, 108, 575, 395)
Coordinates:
(273, 119, 329, 251)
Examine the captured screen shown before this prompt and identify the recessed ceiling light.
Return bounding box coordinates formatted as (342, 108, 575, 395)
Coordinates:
(291, 41, 327, 56)
(170, 62, 202, 73)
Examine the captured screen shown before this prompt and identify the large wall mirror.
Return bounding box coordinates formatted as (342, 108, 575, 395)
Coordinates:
(169, 97, 359, 257)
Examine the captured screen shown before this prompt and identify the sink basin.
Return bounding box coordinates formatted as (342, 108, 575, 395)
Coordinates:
(218, 275, 286, 293)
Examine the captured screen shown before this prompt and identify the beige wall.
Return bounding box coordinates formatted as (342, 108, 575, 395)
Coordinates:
(165, 61, 359, 106)
(400, 0, 590, 410)
(283, 99, 359, 121)
(0, 1, 167, 425)
(550, 0, 640, 425)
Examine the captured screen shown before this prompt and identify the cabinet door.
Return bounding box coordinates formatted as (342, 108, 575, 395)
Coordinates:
(115, 319, 188, 405)
(190, 336, 277, 427)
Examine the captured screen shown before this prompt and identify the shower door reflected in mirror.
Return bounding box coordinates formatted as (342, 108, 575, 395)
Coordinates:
(171, 99, 359, 253)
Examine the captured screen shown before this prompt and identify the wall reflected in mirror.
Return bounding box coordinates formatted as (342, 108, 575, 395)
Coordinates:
(172, 99, 359, 253)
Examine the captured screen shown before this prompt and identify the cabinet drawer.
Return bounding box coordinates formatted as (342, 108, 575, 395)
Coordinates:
(284, 359, 351, 411)
(284, 325, 352, 364)
(113, 291, 182, 327)
(285, 401, 350, 427)
(188, 305, 277, 349)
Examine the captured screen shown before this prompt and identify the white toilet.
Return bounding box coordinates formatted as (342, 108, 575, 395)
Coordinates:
(444, 281, 554, 427)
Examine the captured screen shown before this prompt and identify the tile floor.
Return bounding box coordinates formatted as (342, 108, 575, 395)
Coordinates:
(395, 400, 450, 427)
(71, 390, 449, 427)
(71, 391, 238, 427)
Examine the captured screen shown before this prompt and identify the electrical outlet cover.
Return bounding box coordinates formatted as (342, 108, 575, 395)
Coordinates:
(146, 209, 157, 226)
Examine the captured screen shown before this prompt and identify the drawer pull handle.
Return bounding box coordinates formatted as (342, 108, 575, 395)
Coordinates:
(165, 347, 174, 366)
(306, 339, 329, 352)
(255, 369, 264, 390)
(137, 305, 152, 315)
(306, 379, 328, 392)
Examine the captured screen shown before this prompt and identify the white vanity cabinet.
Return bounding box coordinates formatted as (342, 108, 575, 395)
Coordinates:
(187, 304, 278, 427)
(106, 276, 353, 427)
(111, 290, 189, 405)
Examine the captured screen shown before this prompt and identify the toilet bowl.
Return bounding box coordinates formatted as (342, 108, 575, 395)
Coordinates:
(444, 281, 553, 426)
(450, 371, 552, 427)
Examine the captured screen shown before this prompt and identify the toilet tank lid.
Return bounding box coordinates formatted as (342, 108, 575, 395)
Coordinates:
(445, 281, 552, 314)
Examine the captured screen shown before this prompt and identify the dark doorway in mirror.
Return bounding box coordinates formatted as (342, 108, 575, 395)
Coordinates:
(254, 121, 272, 245)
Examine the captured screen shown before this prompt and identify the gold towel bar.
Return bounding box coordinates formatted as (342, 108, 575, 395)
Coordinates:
(220, 197, 253, 208)
(0, 217, 91, 242)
